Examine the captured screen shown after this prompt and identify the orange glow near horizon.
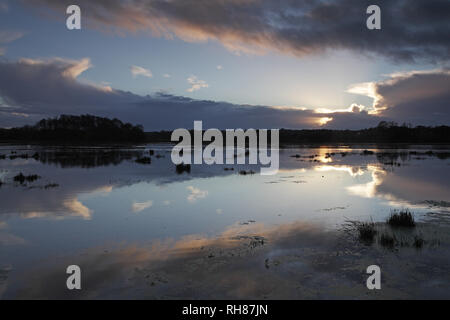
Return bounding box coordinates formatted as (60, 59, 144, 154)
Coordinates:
(317, 117, 333, 126)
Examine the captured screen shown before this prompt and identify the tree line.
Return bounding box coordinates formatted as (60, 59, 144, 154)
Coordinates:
(0, 116, 448, 144)
(0, 114, 146, 143)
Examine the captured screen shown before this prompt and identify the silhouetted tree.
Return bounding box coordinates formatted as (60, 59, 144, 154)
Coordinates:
(0, 114, 145, 143)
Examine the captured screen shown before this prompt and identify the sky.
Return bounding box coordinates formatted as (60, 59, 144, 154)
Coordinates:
(0, 0, 449, 130)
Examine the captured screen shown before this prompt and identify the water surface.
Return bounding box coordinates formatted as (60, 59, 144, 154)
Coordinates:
(1, 144, 449, 299)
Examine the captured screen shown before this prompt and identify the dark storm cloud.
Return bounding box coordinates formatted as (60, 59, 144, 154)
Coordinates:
(0, 57, 383, 129)
(370, 69, 450, 125)
(23, 0, 450, 62)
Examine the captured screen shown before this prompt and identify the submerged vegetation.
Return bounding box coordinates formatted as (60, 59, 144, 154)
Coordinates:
(135, 156, 152, 164)
(44, 183, 59, 189)
(33, 149, 140, 168)
(239, 170, 256, 175)
(176, 163, 191, 174)
(13, 173, 41, 184)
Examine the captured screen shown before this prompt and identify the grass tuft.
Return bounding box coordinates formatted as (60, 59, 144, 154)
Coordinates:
(357, 222, 377, 244)
(413, 236, 425, 249)
(379, 233, 395, 248)
(387, 209, 416, 227)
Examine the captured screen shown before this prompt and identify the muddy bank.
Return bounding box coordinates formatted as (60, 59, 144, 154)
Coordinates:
(4, 219, 450, 299)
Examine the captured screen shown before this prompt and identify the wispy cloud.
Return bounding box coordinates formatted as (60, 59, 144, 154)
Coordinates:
(187, 186, 208, 203)
(0, 30, 24, 44)
(131, 200, 153, 213)
(131, 65, 153, 78)
(187, 75, 208, 92)
(216, 65, 223, 70)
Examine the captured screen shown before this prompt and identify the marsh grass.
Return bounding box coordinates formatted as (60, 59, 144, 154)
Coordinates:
(379, 233, 396, 249)
(413, 236, 425, 249)
(341, 220, 378, 245)
(387, 209, 416, 227)
(358, 222, 377, 244)
(344, 212, 428, 250)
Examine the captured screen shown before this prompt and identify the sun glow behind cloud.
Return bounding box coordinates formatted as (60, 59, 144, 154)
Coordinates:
(317, 117, 333, 126)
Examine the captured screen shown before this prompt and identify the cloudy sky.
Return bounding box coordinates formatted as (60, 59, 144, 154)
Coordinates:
(0, 0, 449, 129)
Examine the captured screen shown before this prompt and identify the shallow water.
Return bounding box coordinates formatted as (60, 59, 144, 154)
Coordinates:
(0, 144, 449, 299)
